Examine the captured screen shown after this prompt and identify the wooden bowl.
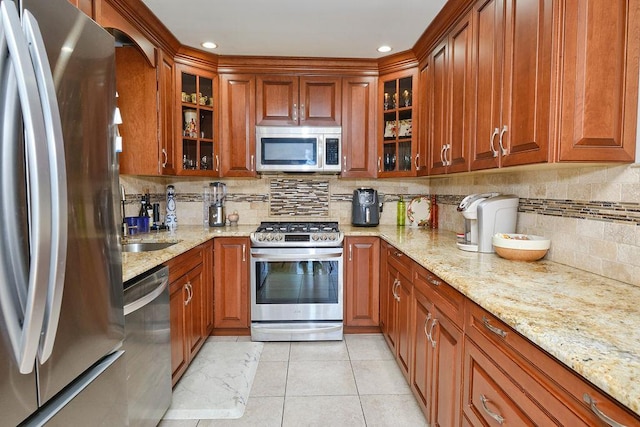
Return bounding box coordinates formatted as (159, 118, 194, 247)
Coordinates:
(492, 233, 550, 261)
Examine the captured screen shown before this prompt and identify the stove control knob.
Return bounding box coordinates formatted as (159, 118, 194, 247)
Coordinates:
(328, 233, 335, 241)
(312, 234, 319, 241)
(276, 234, 284, 241)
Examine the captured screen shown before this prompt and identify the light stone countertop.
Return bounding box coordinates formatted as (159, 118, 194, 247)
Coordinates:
(121, 224, 640, 416)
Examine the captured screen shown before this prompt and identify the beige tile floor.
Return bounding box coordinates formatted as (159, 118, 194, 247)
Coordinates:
(159, 334, 427, 427)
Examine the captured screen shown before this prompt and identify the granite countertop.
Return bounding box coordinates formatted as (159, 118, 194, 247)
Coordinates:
(122, 224, 640, 416)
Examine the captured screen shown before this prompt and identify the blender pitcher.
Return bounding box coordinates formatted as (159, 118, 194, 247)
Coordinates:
(208, 182, 227, 227)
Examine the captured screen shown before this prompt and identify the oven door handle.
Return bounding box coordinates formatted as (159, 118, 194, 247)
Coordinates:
(253, 324, 343, 334)
(251, 252, 343, 261)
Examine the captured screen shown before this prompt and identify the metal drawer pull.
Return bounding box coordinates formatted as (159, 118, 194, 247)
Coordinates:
(414, 153, 419, 170)
(423, 313, 432, 338)
(490, 127, 499, 157)
(427, 277, 441, 286)
(480, 394, 504, 424)
(482, 316, 507, 338)
(583, 393, 627, 427)
(498, 125, 508, 156)
(429, 318, 438, 348)
(349, 244, 353, 261)
(394, 251, 403, 257)
(161, 149, 168, 167)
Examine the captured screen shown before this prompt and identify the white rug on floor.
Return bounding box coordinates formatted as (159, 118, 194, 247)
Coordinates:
(163, 341, 263, 420)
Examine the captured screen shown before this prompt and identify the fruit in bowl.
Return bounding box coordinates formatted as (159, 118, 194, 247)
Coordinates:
(492, 233, 551, 261)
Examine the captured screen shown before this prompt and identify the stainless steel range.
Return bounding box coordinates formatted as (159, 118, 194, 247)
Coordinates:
(250, 222, 344, 341)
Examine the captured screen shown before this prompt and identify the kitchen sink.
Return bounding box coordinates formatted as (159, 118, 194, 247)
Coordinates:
(121, 241, 178, 253)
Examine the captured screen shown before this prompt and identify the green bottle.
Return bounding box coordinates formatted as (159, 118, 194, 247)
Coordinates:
(397, 196, 406, 226)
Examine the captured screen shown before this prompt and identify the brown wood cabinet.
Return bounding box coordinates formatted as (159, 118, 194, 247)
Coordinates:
(464, 300, 640, 426)
(213, 237, 250, 332)
(344, 237, 380, 329)
(341, 76, 378, 178)
(412, 264, 464, 426)
(379, 69, 418, 177)
(166, 243, 211, 385)
(175, 63, 217, 176)
(256, 75, 341, 126)
(556, 0, 639, 162)
(382, 244, 413, 380)
(158, 51, 176, 175)
(220, 74, 256, 177)
(427, 13, 473, 175)
(469, 0, 553, 171)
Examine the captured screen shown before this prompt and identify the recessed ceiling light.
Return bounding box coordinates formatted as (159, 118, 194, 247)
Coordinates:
(201, 41, 217, 49)
(377, 45, 392, 53)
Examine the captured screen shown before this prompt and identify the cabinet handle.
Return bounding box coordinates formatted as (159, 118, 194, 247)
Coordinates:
(250, 155, 255, 172)
(343, 155, 347, 172)
(184, 282, 192, 306)
(392, 279, 400, 301)
(348, 244, 353, 261)
(583, 393, 626, 427)
(377, 157, 382, 173)
(445, 143, 452, 166)
(300, 104, 305, 121)
(293, 103, 297, 122)
(427, 276, 441, 287)
(429, 318, 438, 348)
(423, 313, 432, 339)
(482, 316, 507, 338)
(414, 153, 419, 170)
(215, 154, 220, 172)
(498, 125, 508, 156)
(490, 127, 499, 158)
(440, 144, 446, 165)
(480, 394, 505, 424)
(161, 148, 168, 168)
(393, 251, 403, 258)
(242, 244, 246, 262)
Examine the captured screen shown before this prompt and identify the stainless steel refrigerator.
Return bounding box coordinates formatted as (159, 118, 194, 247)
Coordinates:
(0, 0, 126, 425)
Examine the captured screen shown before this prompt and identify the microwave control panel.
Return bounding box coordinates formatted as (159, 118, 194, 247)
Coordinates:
(325, 138, 340, 165)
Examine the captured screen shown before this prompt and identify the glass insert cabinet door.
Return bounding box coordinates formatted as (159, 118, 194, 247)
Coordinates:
(177, 64, 217, 175)
(380, 71, 416, 176)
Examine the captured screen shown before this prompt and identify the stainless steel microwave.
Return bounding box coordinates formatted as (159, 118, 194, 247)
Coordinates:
(256, 126, 342, 173)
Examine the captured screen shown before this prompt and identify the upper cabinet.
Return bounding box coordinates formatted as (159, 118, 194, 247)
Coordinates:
(341, 76, 378, 177)
(176, 64, 218, 176)
(378, 70, 418, 177)
(556, 0, 639, 162)
(256, 76, 342, 126)
(469, 0, 553, 171)
(220, 74, 257, 177)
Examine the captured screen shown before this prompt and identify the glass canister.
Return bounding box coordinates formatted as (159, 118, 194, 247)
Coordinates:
(397, 196, 406, 226)
(166, 185, 177, 230)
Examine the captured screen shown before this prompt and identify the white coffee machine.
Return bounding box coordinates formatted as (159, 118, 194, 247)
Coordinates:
(457, 193, 519, 253)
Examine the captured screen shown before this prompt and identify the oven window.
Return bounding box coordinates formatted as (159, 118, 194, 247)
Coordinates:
(254, 260, 338, 304)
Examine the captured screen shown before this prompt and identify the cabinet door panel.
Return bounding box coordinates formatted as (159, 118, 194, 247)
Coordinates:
(214, 238, 249, 329)
(470, 0, 503, 170)
(187, 264, 205, 357)
(429, 41, 448, 175)
(396, 272, 412, 380)
(341, 77, 377, 177)
(159, 52, 176, 174)
(300, 77, 341, 126)
(558, 0, 638, 161)
(432, 307, 463, 427)
(412, 290, 434, 422)
(221, 74, 256, 177)
(169, 280, 187, 385)
(501, 0, 552, 167)
(344, 237, 379, 327)
(416, 63, 430, 176)
(256, 75, 298, 126)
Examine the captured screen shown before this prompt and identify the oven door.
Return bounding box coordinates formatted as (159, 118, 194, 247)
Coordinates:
(250, 247, 343, 322)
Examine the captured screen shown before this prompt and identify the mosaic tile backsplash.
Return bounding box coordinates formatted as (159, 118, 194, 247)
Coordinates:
(269, 179, 329, 216)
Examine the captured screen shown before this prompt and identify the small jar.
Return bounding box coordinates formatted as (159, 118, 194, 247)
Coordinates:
(397, 196, 406, 226)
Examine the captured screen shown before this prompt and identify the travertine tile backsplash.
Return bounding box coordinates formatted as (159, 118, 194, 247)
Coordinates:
(120, 163, 640, 287)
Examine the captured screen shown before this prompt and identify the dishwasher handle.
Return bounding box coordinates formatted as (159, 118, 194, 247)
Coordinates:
(124, 274, 169, 316)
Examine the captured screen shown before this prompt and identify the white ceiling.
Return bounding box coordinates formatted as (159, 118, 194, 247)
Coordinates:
(141, 0, 447, 58)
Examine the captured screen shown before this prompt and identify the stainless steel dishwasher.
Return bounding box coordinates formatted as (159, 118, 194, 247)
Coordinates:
(124, 265, 172, 426)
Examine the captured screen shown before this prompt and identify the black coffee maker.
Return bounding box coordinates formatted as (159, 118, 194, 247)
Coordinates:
(352, 188, 380, 226)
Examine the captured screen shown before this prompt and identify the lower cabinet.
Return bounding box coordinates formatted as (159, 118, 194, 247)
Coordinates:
(344, 236, 380, 329)
(213, 237, 250, 332)
(167, 242, 212, 385)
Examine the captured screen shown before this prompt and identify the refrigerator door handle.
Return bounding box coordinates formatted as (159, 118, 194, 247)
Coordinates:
(0, 1, 52, 374)
(23, 10, 68, 363)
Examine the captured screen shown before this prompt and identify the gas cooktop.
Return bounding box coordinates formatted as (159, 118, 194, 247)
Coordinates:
(251, 221, 343, 247)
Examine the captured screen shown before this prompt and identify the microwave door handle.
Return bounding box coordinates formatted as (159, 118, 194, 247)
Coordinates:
(0, 1, 52, 374)
(23, 11, 69, 363)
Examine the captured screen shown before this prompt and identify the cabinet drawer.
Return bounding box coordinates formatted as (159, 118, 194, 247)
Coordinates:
(386, 245, 412, 278)
(166, 245, 204, 284)
(466, 300, 640, 426)
(464, 339, 557, 426)
(413, 264, 464, 326)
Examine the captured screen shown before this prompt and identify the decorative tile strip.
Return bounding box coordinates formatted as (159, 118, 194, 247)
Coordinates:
(270, 179, 329, 217)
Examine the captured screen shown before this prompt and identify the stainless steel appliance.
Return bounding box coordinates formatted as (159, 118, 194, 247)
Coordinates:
(256, 126, 341, 173)
(124, 266, 171, 427)
(0, 0, 126, 425)
(208, 181, 226, 227)
(250, 222, 344, 341)
(352, 188, 381, 226)
(456, 193, 519, 253)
